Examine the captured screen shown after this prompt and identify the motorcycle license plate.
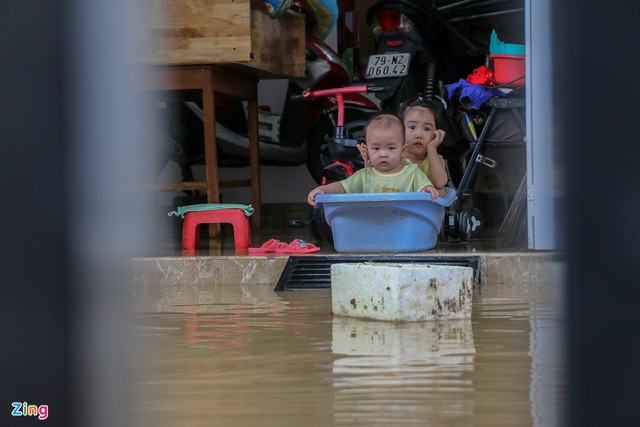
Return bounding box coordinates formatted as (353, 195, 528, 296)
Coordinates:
(365, 53, 411, 78)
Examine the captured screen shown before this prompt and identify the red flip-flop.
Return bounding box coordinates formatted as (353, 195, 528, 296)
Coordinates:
(248, 239, 288, 254)
(274, 239, 321, 254)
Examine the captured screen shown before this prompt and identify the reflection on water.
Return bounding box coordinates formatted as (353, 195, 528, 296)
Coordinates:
(331, 317, 475, 425)
(133, 279, 564, 427)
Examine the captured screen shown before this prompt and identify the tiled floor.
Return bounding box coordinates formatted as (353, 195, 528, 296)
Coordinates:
(128, 202, 556, 307)
(149, 202, 527, 257)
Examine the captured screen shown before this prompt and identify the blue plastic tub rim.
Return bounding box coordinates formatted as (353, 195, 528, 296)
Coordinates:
(315, 187, 457, 207)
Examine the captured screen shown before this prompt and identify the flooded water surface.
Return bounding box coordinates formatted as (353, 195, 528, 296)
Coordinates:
(133, 278, 564, 427)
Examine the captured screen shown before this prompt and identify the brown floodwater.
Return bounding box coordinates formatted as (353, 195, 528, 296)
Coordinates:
(133, 275, 564, 427)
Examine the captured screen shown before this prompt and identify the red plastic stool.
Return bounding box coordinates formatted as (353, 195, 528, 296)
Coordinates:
(182, 209, 251, 252)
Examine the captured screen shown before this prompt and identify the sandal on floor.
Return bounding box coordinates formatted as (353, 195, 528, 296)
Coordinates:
(248, 239, 288, 254)
(274, 239, 321, 254)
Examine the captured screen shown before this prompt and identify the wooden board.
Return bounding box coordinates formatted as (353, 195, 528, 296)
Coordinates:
(134, 0, 305, 77)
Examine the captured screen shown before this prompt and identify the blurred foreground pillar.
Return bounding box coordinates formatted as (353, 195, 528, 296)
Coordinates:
(0, 1, 153, 426)
(555, 1, 640, 426)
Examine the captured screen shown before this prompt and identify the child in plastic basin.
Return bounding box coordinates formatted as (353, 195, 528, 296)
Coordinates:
(358, 99, 449, 197)
(307, 113, 439, 206)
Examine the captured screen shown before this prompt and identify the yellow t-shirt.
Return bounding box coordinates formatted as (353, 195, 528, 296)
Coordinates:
(419, 157, 430, 176)
(418, 155, 444, 179)
(339, 163, 432, 193)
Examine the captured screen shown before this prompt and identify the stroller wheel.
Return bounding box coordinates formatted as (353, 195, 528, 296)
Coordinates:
(439, 210, 451, 243)
(460, 208, 485, 241)
(309, 205, 334, 244)
(438, 223, 448, 243)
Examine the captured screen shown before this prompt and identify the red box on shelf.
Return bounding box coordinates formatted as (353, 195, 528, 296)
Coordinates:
(490, 54, 525, 88)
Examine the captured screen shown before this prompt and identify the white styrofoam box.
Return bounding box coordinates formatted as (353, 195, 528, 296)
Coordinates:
(331, 263, 474, 322)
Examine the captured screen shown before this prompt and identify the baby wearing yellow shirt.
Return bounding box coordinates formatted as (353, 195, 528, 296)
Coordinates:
(307, 113, 438, 206)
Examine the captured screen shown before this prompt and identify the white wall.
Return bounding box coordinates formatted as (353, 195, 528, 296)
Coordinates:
(158, 28, 340, 205)
(157, 161, 318, 205)
(525, 0, 559, 249)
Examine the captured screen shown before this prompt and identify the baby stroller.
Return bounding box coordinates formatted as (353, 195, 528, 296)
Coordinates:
(441, 87, 526, 241)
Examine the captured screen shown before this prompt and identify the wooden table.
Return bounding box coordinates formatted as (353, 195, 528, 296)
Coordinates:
(143, 64, 261, 232)
(134, 0, 306, 236)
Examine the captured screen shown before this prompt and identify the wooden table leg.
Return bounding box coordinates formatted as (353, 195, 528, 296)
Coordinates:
(211, 66, 261, 231)
(202, 71, 219, 206)
(142, 64, 262, 238)
(201, 68, 221, 236)
(246, 98, 261, 230)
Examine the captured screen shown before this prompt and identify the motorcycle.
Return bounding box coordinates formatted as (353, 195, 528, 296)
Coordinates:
(154, 0, 379, 187)
(296, 36, 379, 184)
(364, 0, 483, 110)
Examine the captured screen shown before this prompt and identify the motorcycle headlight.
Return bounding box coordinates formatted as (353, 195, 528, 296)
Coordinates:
(371, 8, 414, 41)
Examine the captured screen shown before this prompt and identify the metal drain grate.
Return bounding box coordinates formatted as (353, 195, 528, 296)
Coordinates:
(274, 255, 481, 291)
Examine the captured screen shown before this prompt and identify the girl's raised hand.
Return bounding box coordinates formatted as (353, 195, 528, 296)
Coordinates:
(427, 129, 446, 149)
